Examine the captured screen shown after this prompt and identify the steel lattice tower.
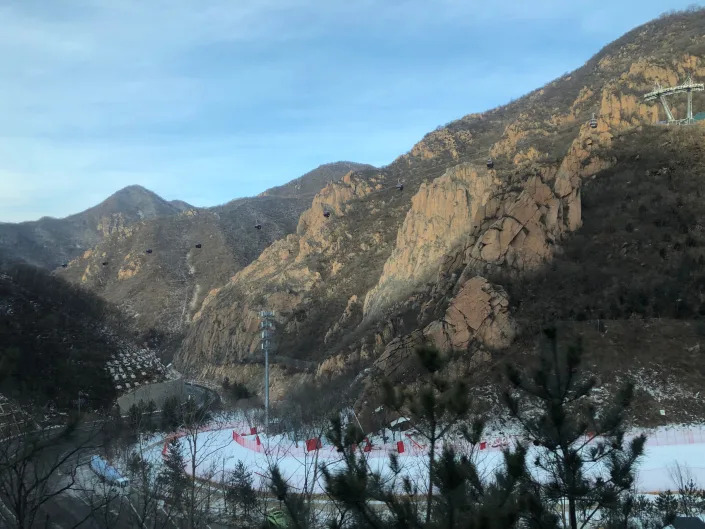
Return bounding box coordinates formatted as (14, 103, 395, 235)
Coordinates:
(259, 310, 275, 433)
(644, 75, 704, 124)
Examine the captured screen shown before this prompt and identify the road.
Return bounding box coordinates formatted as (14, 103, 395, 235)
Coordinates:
(31, 425, 130, 529)
(1, 381, 223, 529)
(40, 445, 185, 529)
(0, 421, 163, 529)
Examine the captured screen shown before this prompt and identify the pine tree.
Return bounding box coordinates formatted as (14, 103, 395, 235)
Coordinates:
(431, 445, 558, 529)
(655, 491, 679, 526)
(316, 414, 556, 529)
(158, 438, 189, 510)
(128, 403, 141, 432)
(504, 327, 646, 529)
(269, 465, 310, 529)
(161, 395, 180, 432)
(383, 346, 472, 524)
(319, 416, 389, 529)
(225, 460, 258, 526)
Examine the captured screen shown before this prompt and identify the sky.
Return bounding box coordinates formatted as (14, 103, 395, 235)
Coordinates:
(0, 0, 699, 222)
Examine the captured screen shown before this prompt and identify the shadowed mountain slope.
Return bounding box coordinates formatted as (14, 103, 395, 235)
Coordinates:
(0, 263, 128, 409)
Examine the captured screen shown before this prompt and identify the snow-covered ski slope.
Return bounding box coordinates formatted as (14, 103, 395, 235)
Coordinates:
(149, 422, 705, 494)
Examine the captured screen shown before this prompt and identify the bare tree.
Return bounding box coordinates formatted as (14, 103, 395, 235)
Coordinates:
(123, 431, 179, 529)
(75, 468, 128, 529)
(668, 462, 705, 517)
(383, 346, 474, 524)
(163, 399, 230, 528)
(0, 417, 104, 529)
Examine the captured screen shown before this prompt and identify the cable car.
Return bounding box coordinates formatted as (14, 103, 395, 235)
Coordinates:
(254, 222, 262, 230)
(195, 243, 202, 249)
(61, 263, 68, 268)
(102, 261, 108, 266)
(395, 179, 404, 191)
(323, 210, 331, 218)
(589, 113, 598, 129)
(145, 249, 152, 254)
(486, 158, 494, 169)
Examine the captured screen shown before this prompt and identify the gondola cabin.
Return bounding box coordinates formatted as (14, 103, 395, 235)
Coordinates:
(589, 113, 598, 129)
(486, 158, 494, 169)
(255, 223, 262, 230)
(145, 249, 152, 254)
(323, 210, 331, 218)
(102, 261, 108, 266)
(195, 243, 202, 249)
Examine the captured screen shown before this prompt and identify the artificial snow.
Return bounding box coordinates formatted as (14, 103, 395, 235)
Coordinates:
(144, 420, 705, 495)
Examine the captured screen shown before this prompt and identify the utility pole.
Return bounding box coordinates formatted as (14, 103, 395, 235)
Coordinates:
(77, 390, 87, 415)
(259, 310, 275, 434)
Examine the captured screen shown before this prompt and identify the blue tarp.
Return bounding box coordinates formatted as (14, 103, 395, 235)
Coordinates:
(90, 455, 124, 483)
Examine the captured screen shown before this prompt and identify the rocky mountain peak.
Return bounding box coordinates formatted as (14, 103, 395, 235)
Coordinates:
(54, 162, 370, 339)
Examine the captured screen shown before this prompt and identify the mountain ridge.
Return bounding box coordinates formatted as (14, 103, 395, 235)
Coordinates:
(172, 8, 705, 423)
(0, 184, 190, 268)
(55, 161, 374, 344)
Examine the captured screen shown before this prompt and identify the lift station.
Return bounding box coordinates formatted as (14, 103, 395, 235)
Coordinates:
(644, 74, 704, 125)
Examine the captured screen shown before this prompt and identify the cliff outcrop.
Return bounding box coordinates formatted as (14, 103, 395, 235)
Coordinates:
(362, 164, 501, 317)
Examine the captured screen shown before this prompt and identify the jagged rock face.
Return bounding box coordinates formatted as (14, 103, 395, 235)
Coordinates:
(369, 275, 513, 382)
(324, 295, 361, 345)
(176, 172, 386, 385)
(368, 276, 514, 383)
(295, 171, 375, 260)
(468, 175, 566, 269)
(409, 128, 475, 160)
(424, 276, 516, 351)
(176, 12, 705, 398)
(365, 164, 577, 319)
(261, 162, 375, 198)
(363, 164, 500, 317)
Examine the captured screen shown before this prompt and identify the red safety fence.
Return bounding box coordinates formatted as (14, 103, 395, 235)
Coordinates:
(162, 421, 252, 457)
(233, 431, 265, 453)
(168, 422, 705, 462)
(633, 427, 705, 447)
(305, 438, 322, 452)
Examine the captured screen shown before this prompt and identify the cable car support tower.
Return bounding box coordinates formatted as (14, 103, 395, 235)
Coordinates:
(644, 75, 704, 125)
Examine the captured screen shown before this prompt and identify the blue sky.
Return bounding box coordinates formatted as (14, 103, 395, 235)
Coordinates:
(0, 0, 697, 222)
